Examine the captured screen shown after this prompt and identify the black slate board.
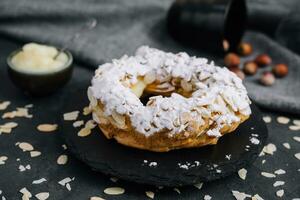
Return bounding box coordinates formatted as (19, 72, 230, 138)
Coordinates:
(60, 90, 268, 187)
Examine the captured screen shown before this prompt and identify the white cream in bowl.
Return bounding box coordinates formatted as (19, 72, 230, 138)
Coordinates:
(11, 43, 69, 74)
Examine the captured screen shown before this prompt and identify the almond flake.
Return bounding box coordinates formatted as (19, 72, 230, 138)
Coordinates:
(18, 142, 34, 152)
(232, 190, 251, 200)
(289, 125, 300, 131)
(262, 116, 271, 123)
(261, 172, 276, 178)
(25, 104, 33, 108)
(62, 144, 67, 150)
(110, 177, 118, 183)
(252, 194, 264, 200)
(0, 101, 10, 110)
(20, 187, 32, 199)
(277, 116, 290, 124)
(204, 195, 212, 200)
(145, 191, 155, 199)
(73, 120, 84, 128)
(0, 122, 18, 129)
(274, 169, 286, 175)
(2, 108, 32, 119)
(238, 168, 247, 180)
(273, 181, 285, 187)
(194, 182, 203, 190)
(90, 197, 105, 200)
(104, 187, 125, 195)
(57, 155, 68, 165)
(32, 178, 47, 184)
(86, 120, 97, 129)
(35, 192, 49, 200)
(293, 136, 300, 142)
(0, 156, 8, 165)
(295, 153, 300, 160)
(78, 127, 91, 137)
(30, 151, 41, 157)
(58, 177, 74, 186)
(173, 188, 181, 194)
(282, 143, 291, 149)
(293, 119, 300, 126)
(83, 106, 92, 115)
(276, 189, 284, 197)
(66, 183, 71, 191)
(262, 143, 276, 155)
(63, 111, 79, 121)
(37, 124, 58, 132)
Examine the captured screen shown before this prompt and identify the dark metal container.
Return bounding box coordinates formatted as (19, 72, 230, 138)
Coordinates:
(167, 0, 247, 54)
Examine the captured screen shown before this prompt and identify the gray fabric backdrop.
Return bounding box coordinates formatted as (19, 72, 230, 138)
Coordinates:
(0, 0, 299, 114)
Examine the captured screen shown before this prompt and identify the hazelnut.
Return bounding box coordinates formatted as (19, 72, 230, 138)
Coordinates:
(228, 66, 245, 80)
(255, 54, 272, 67)
(224, 53, 240, 67)
(272, 64, 288, 78)
(243, 61, 258, 75)
(238, 42, 253, 56)
(260, 72, 275, 86)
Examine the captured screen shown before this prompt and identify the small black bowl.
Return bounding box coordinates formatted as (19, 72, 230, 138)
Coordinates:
(7, 48, 73, 96)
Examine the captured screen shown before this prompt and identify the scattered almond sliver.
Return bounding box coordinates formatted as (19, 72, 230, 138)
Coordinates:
(83, 106, 92, 115)
(293, 119, 300, 126)
(293, 136, 300, 142)
(232, 190, 251, 200)
(262, 116, 271, 123)
(73, 120, 84, 128)
(289, 125, 300, 131)
(18, 142, 34, 152)
(145, 191, 155, 199)
(78, 127, 91, 137)
(104, 187, 125, 195)
(238, 168, 247, 180)
(194, 182, 203, 190)
(295, 153, 300, 160)
(37, 124, 58, 132)
(78, 120, 97, 137)
(2, 107, 32, 119)
(35, 192, 49, 200)
(0, 101, 10, 110)
(0, 156, 8, 165)
(20, 187, 32, 199)
(261, 172, 276, 178)
(0, 122, 18, 134)
(63, 111, 79, 121)
(276, 189, 284, 197)
(30, 151, 41, 157)
(57, 154, 68, 165)
(276, 116, 290, 124)
(90, 197, 105, 200)
(273, 181, 285, 187)
(252, 194, 264, 200)
(262, 143, 277, 155)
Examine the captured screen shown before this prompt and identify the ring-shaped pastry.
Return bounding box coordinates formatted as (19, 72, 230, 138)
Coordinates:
(88, 46, 251, 152)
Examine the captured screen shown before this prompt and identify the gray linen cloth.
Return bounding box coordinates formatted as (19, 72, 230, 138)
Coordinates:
(0, 0, 299, 114)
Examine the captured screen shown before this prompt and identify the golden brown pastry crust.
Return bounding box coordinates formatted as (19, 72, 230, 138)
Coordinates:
(95, 101, 249, 152)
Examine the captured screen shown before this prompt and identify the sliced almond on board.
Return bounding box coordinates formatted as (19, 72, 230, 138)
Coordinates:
(37, 124, 58, 132)
(78, 127, 92, 137)
(18, 142, 34, 152)
(145, 191, 155, 199)
(57, 155, 68, 165)
(63, 111, 79, 121)
(0, 101, 10, 110)
(104, 187, 125, 195)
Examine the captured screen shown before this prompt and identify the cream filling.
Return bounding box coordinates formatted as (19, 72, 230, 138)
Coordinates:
(11, 43, 68, 74)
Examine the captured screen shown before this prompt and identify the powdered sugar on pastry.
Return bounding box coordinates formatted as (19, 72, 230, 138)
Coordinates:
(89, 46, 251, 137)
